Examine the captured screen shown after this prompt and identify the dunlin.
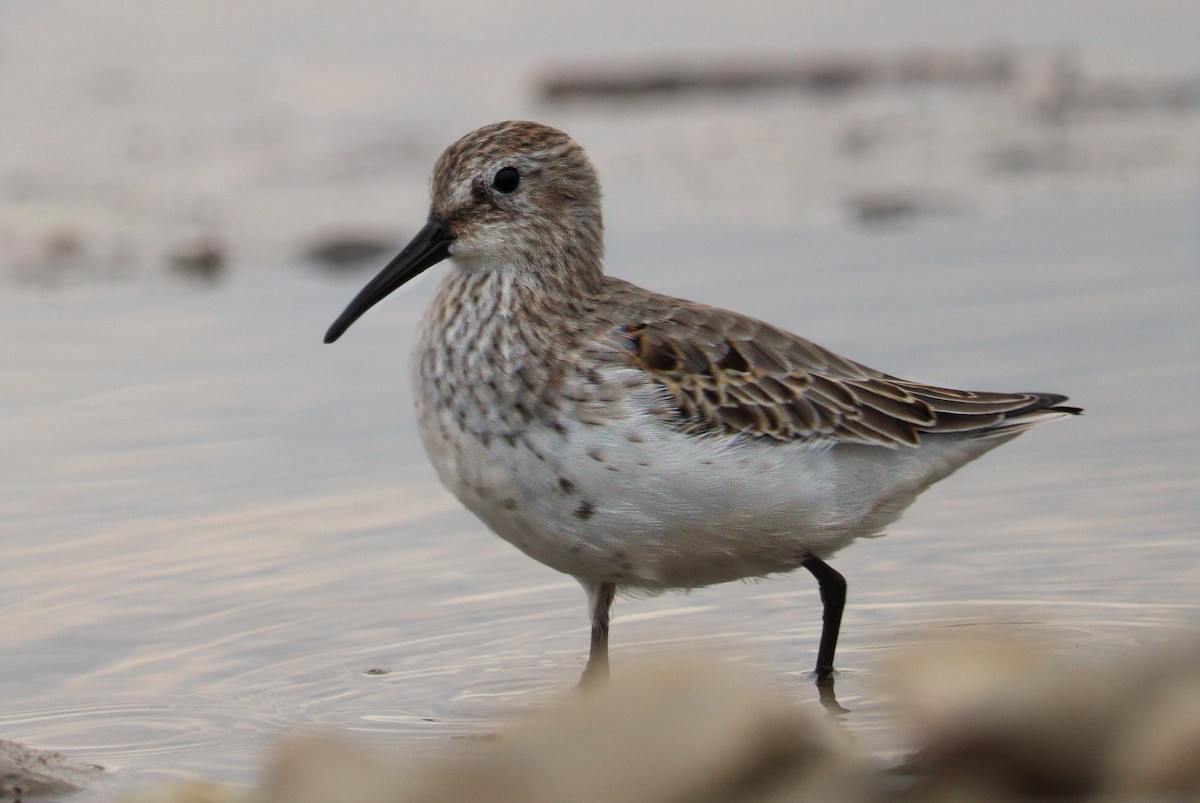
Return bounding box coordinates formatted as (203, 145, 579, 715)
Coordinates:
(325, 121, 1080, 686)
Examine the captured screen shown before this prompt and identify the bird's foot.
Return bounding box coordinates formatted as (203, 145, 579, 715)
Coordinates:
(813, 669, 849, 716)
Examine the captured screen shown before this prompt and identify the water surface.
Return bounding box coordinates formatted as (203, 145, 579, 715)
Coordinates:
(1, 2, 1198, 799)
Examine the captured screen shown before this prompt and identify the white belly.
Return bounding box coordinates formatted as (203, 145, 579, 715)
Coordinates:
(414, 384, 985, 591)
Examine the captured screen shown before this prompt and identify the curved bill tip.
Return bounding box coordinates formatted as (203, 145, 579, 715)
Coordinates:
(324, 218, 454, 344)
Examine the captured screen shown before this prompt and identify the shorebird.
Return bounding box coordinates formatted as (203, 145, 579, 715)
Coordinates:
(324, 121, 1080, 686)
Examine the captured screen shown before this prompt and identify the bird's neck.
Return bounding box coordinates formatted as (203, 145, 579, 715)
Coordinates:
(416, 260, 599, 437)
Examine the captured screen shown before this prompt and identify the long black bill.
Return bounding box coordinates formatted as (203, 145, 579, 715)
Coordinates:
(324, 218, 455, 344)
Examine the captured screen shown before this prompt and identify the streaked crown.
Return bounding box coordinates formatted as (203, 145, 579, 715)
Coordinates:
(429, 121, 605, 283)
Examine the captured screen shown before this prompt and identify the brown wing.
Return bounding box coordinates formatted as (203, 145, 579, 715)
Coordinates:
(596, 283, 1075, 448)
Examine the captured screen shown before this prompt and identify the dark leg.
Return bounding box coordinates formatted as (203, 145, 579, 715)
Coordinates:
(802, 556, 846, 681)
(578, 581, 616, 688)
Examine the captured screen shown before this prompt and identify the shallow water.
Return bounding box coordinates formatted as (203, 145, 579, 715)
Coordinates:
(2, 2, 1199, 800)
(4, 191, 1197, 798)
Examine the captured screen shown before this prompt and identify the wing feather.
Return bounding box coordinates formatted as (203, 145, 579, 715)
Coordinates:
(596, 280, 1079, 447)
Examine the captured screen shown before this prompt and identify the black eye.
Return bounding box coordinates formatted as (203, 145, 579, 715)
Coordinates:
(491, 166, 520, 194)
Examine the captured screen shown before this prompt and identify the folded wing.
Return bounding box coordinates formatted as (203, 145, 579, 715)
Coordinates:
(598, 285, 1080, 448)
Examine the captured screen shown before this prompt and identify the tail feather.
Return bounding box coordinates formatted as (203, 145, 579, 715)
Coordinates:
(1022, 392, 1084, 416)
(972, 392, 1082, 440)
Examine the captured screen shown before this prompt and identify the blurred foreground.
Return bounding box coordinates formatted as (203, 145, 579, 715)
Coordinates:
(96, 630, 1200, 803)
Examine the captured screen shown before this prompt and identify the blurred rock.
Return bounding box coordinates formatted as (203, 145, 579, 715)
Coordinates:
(884, 630, 1200, 800)
(846, 191, 959, 226)
(168, 238, 226, 281)
(257, 735, 409, 803)
(43, 229, 83, 261)
(847, 192, 925, 226)
(117, 780, 251, 803)
(540, 48, 1015, 104)
(0, 738, 102, 800)
(259, 660, 865, 803)
(303, 235, 395, 270)
(1102, 657, 1200, 795)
